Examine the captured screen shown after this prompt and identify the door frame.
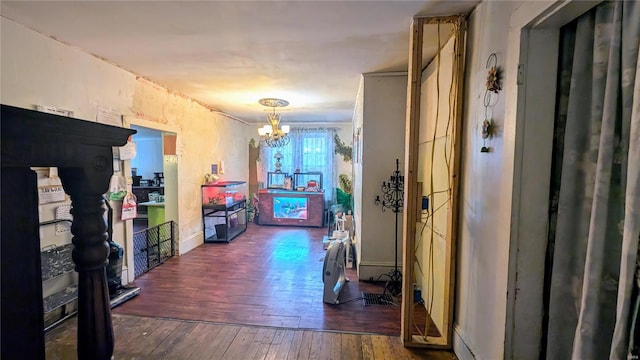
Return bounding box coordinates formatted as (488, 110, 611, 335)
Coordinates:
(122, 116, 180, 283)
(501, 1, 601, 358)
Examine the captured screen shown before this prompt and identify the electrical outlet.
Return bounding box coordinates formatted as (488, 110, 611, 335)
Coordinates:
(420, 210, 428, 223)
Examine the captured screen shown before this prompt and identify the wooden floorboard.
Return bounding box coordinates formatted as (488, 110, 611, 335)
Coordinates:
(45, 223, 454, 358)
(115, 223, 405, 335)
(45, 314, 456, 359)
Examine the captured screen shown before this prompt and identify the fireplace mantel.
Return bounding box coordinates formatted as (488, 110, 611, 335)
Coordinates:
(1, 104, 135, 360)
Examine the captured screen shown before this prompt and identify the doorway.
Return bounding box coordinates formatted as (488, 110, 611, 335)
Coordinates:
(503, 1, 639, 359)
(130, 125, 164, 232)
(124, 122, 179, 280)
(541, 2, 640, 359)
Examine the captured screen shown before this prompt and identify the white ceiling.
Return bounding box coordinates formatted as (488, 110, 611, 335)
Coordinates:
(1, 1, 478, 124)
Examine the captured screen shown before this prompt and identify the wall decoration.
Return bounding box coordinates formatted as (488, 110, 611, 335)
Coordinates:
(481, 93, 494, 153)
(481, 53, 501, 153)
(338, 174, 352, 194)
(485, 53, 502, 94)
(334, 133, 353, 162)
(204, 173, 219, 184)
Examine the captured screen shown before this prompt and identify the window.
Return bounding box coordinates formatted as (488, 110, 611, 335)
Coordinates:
(259, 128, 336, 203)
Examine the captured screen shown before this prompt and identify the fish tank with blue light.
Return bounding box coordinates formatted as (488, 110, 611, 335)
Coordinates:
(273, 196, 308, 219)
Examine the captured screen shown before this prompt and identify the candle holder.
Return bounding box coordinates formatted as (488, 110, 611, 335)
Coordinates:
(374, 158, 404, 296)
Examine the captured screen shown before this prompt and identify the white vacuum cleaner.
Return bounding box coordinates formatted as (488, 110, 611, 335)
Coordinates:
(322, 226, 351, 304)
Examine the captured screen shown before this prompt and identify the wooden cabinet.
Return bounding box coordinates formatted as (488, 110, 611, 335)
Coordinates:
(257, 189, 324, 227)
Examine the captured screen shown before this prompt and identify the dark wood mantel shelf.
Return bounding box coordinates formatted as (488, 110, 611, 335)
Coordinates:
(0, 104, 135, 360)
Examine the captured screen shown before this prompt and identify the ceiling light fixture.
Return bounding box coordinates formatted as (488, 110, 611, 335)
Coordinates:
(257, 98, 290, 148)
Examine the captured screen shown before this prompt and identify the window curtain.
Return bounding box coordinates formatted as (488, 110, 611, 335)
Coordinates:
(258, 127, 337, 204)
(545, 1, 640, 359)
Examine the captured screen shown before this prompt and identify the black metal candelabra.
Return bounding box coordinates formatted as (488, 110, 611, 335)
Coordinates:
(374, 159, 404, 296)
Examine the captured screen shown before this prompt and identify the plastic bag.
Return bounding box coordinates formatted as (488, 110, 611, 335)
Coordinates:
(108, 173, 127, 201)
(121, 192, 137, 220)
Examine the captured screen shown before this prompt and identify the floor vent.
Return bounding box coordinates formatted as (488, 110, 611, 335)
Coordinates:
(362, 292, 395, 306)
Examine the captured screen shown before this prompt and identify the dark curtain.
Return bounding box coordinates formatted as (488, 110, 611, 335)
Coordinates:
(544, 1, 640, 359)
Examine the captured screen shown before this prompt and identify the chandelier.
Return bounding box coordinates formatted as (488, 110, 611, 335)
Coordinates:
(257, 98, 290, 148)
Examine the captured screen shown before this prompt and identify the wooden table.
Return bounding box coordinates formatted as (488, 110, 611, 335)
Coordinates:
(257, 189, 324, 227)
(1, 104, 134, 360)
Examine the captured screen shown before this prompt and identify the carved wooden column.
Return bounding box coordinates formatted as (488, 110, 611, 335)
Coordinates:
(0, 104, 134, 360)
(59, 167, 114, 359)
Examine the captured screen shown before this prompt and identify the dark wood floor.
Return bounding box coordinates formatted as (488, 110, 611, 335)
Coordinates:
(116, 223, 406, 335)
(45, 314, 456, 359)
(45, 222, 451, 358)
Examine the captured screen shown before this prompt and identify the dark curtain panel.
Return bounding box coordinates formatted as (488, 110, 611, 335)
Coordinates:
(544, 1, 640, 359)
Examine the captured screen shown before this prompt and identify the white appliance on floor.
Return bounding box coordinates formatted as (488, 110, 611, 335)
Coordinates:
(322, 230, 350, 304)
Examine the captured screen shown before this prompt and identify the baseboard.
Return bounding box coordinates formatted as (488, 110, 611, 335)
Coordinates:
(357, 261, 402, 281)
(453, 325, 476, 360)
(179, 232, 203, 255)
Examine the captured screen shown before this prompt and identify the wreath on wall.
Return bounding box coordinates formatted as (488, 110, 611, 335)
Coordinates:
(334, 133, 353, 162)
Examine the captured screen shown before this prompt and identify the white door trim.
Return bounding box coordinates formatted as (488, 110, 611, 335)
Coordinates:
(502, 1, 602, 359)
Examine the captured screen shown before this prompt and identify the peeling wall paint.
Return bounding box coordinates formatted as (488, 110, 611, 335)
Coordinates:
(0, 17, 248, 265)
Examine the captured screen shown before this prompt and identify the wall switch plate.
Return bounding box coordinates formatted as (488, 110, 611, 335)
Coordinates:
(517, 64, 525, 85)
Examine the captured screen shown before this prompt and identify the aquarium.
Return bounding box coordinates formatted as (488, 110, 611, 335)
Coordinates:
(201, 181, 246, 207)
(273, 196, 308, 219)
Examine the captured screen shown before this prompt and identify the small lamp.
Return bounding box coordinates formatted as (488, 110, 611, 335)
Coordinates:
(274, 151, 283, 172)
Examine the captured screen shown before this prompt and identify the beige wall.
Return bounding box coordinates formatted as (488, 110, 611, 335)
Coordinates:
(454, 1, 592, 358)
(352, 78, 365, 269)
(455, 2, 520, 358)
(1, 19, 249, 275)
(353, 72, 407, 280)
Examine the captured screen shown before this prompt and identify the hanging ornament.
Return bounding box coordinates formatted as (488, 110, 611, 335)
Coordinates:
(481, 87, 495, 153)
(481, 53, 500, 153)
(481, 118, 492, 153)
(486, 53, 502, 94)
